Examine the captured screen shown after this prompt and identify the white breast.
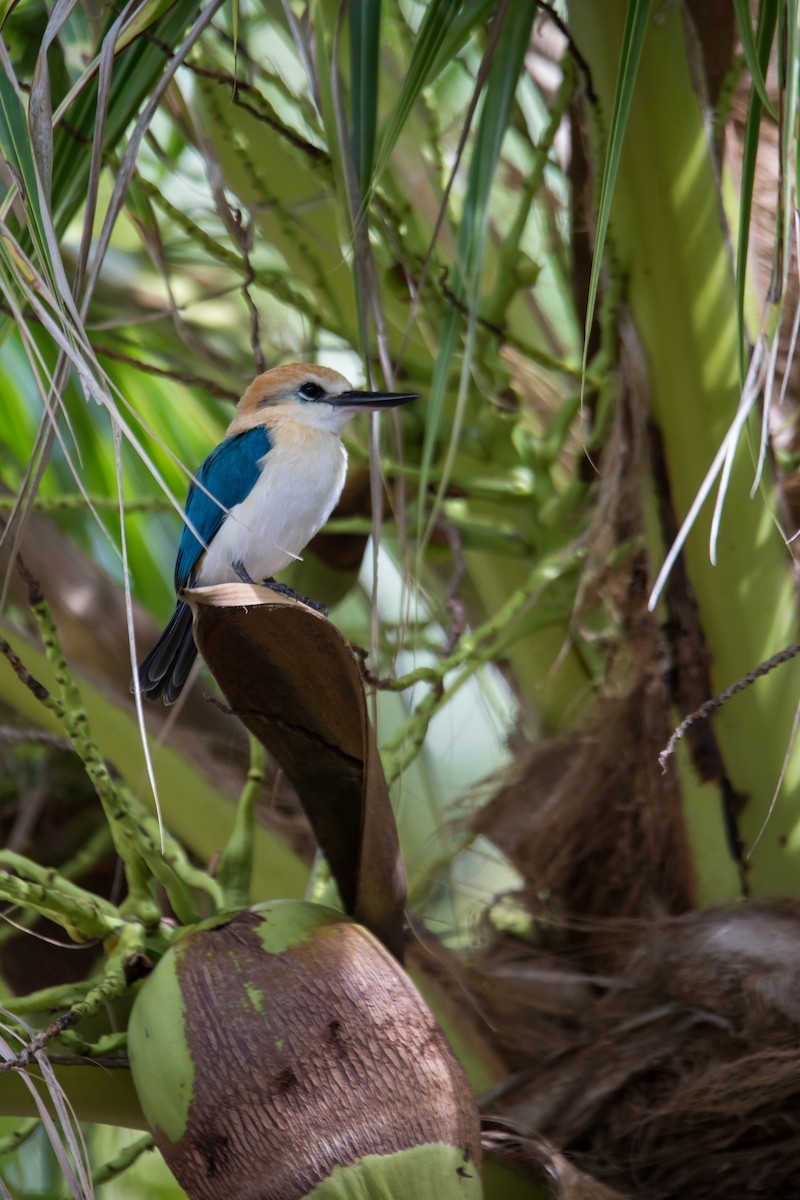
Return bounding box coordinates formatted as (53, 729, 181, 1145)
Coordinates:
(196, 422, 348, 585)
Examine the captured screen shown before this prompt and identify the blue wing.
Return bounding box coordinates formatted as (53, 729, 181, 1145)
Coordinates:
(174, 426, 272, 591)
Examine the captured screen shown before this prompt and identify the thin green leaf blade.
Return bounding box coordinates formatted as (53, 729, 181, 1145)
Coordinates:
(372, 0, 463, 188)
(430, 0, 495, 77)
(0, 49, 40, 214)
(581, 0, 653, 382)
(350, 0, 381, 194)
(418, 0, 535, 540)
(732, 0, 779, 120)
(735, 0, 779, 379)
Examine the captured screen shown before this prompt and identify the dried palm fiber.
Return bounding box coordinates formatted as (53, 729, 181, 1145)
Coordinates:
(473, 902, 800, 1200)
(463, 650, 800, 1195)
(472, 666, 697, 924)
(483, 1128, 629, 1200)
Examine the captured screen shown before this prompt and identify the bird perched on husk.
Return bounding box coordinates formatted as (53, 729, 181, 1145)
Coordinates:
(135, 364, 417, 703)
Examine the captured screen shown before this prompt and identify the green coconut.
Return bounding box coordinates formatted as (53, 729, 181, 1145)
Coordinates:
(128, 901, 483, 1199)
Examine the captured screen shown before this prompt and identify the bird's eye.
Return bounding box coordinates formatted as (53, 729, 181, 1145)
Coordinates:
(298, 381, 326, 401)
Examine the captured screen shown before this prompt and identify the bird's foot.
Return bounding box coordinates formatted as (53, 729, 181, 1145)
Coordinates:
(231, 559, 257, 585)
(263, 577, 328, 617)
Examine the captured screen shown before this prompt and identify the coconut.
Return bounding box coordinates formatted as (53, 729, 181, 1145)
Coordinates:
(128, 900, 482, 1199)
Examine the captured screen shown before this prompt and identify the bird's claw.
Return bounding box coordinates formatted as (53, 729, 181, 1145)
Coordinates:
(263, 577, 328, 617)
(231, 563, 327, 615)
(232, 560, 257, 586)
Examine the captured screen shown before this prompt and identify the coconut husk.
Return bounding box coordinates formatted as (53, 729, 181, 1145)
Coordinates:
(482, 1128, 629, 1199)
(402, 902, 800, 1196)
(130, 906, 482, 1200)
(457, 902, 800, 1199)
(187, 585, 407, 960)
(463, 632, 800, 1197)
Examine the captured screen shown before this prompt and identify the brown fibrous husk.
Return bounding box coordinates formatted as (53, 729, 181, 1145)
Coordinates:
(459, 657, 800, 1197)
(458, 653, 800, 1199)
(134, 908, 481, 1200)
(466, 902, 800, 1199)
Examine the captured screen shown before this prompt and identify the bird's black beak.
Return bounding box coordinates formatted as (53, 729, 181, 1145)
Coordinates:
(331, 388, 420, 412)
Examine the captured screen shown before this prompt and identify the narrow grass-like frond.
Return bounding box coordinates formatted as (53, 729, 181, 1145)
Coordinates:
(733, 0, 780, 121)
(580, 0, 653, 387)
(734, 0, 778, 380)
(81, 0, 228, 313)
(0, 1018, 93, 1200)
(349, 0, 380, 195)
(420, 0, 536, 545)
(370, 0, 462, 191)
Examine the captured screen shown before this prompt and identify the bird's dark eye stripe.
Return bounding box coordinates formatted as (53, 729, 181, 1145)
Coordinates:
(298, 381, 326, 401)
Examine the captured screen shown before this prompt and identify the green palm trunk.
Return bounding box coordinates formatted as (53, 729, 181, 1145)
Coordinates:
(569, 0, 800, 899)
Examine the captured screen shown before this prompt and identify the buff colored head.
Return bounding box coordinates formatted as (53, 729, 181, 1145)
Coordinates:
(229, 363, 419, 435)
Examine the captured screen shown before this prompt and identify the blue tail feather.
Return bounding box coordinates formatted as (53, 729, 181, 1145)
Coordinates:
(135, 602, 197, 704)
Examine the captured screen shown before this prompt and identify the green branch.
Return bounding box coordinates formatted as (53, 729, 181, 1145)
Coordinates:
(0, 863, 120, 941)
(85, 1133, 155, 1194)
(216, 735, 266, 909)
(381, 548, 584, 783)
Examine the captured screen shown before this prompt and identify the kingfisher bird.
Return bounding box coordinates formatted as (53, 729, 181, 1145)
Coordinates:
(135, 363, 418, 704)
